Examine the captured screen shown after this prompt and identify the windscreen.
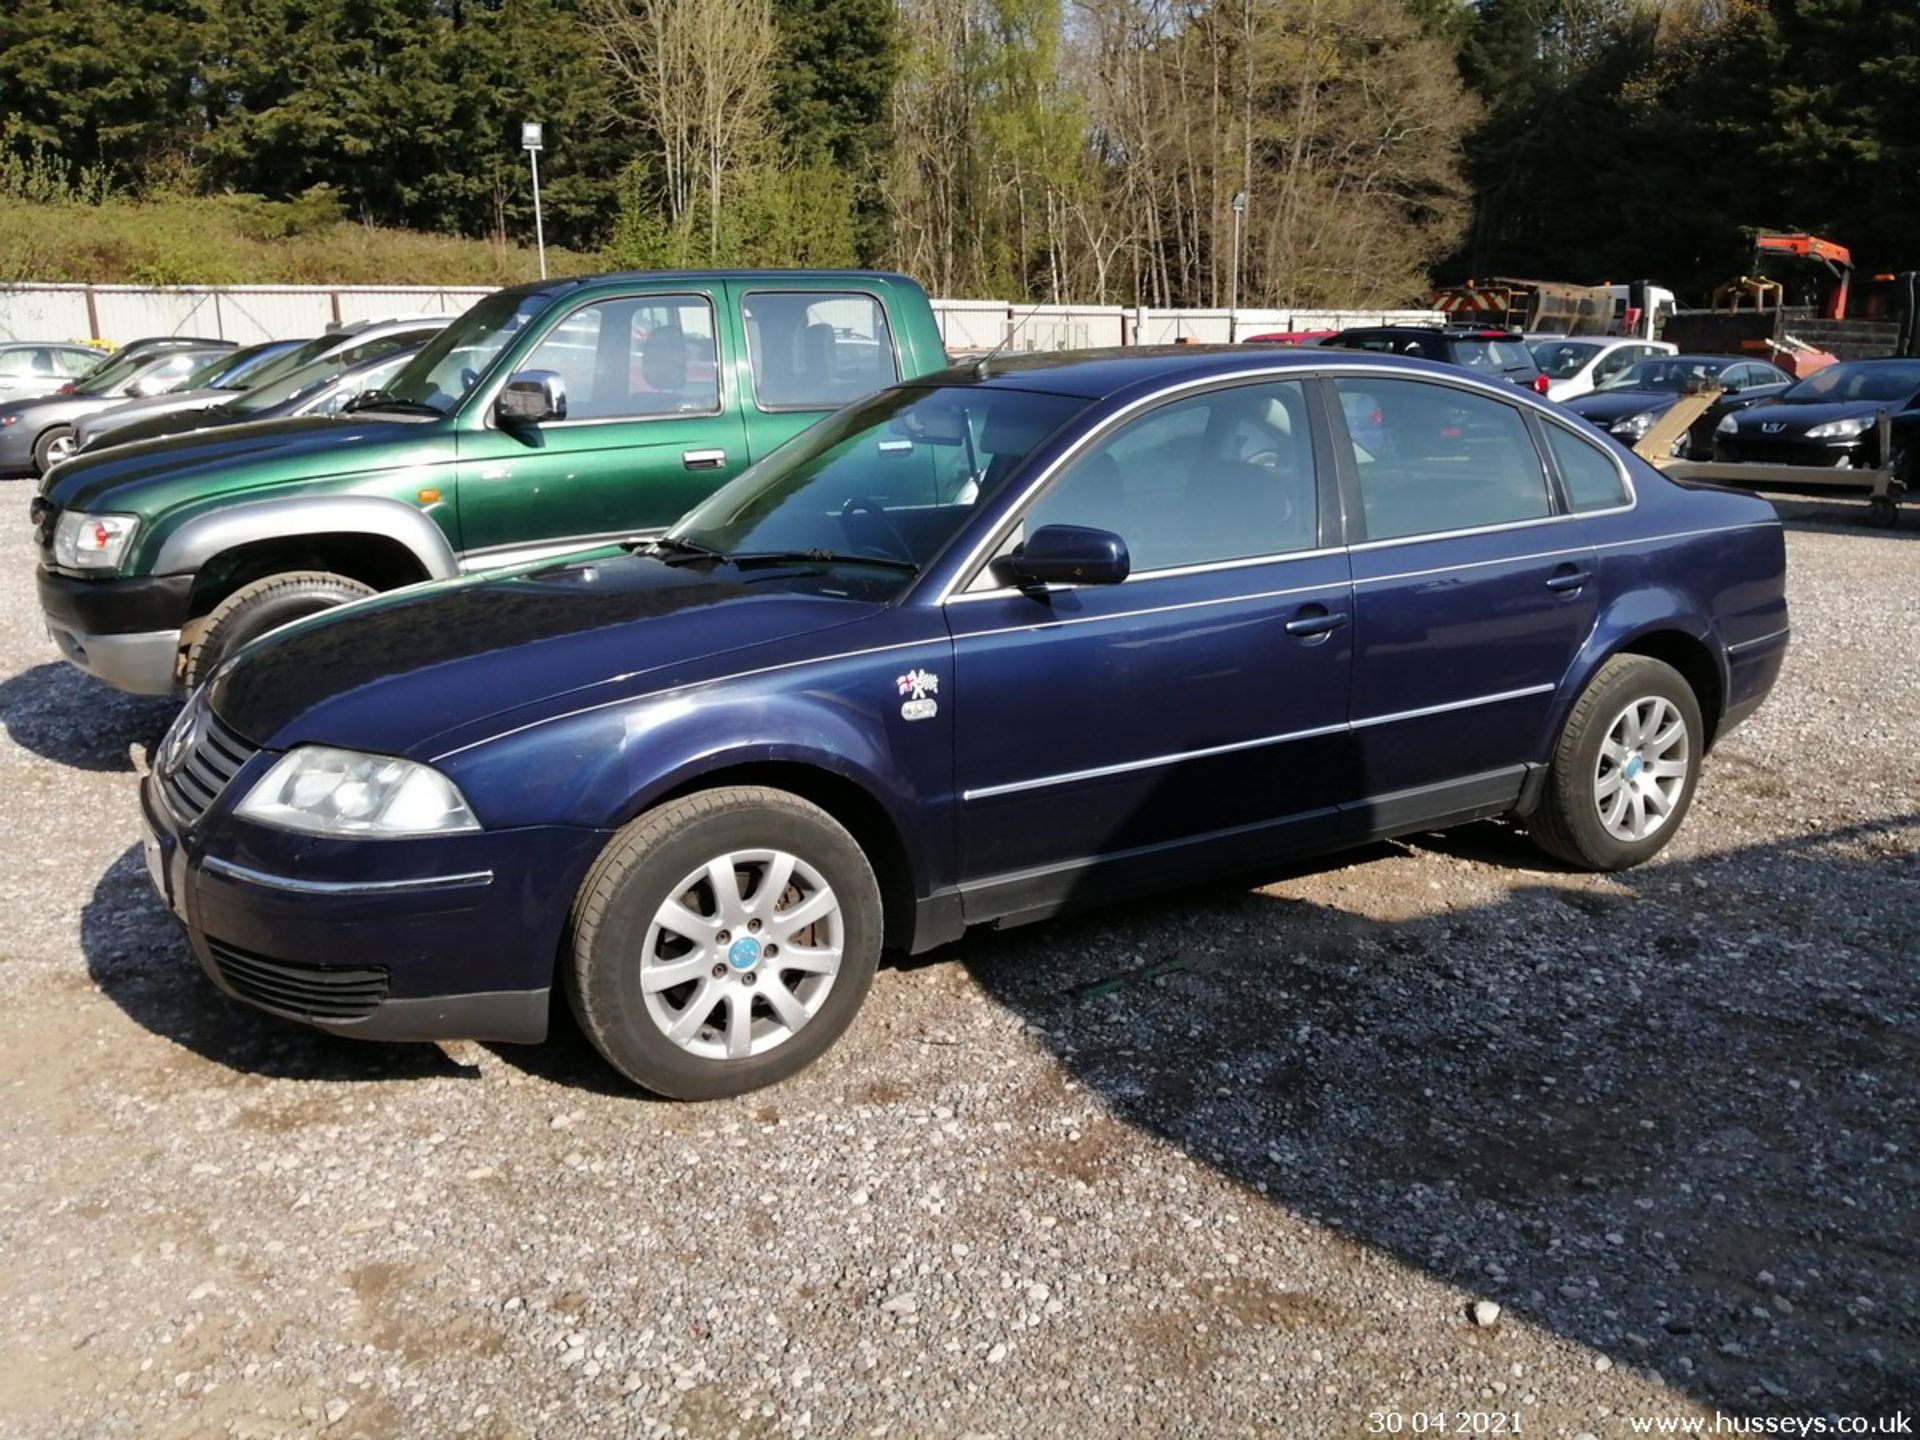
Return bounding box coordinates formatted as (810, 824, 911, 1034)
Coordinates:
(1452, 339, 1537, 376)
(1600, 357, 1728, 393)
(72, 350, 151, 395)
(1528, 339, 1606, 379)
(380, 290, 546, 414)
(669, 384, 1090, 588)
(1782, 360, 1920, 404)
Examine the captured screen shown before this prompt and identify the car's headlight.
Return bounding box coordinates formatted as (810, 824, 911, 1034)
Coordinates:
(1715, 414, 1740, 435)
(52, 510, 139, 571)
(1806, 416, 1873, 439)
(1609, 410, 1656, 440)
(235, 746, 481, 837)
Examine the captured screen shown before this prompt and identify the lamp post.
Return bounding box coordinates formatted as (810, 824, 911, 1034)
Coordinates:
(1229, 190, 1248, 336)
(522, 121, 547, 280)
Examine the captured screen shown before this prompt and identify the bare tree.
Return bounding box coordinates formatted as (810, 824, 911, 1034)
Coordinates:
(585, 0, 779, 257)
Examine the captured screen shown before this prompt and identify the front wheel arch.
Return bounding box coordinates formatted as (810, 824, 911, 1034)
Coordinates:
(645, 761, 922, 958)
(184, 534, 435, 622)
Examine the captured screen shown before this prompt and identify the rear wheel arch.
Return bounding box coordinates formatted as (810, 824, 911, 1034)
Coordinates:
(1613, 628, 1726, 748)
(640, 760, 922, 957)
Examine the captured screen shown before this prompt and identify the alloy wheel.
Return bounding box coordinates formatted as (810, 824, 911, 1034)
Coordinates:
(639, 849, 843, 1061)
(1593, 695, 1691, 841)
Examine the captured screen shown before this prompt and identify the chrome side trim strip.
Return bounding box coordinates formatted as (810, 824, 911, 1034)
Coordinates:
(962, 721, 1350, 801)
(200, 856, 495, 896)
(1727, 625, 1791, 654)
(1352, 683, 1557, 731)
(1355, 544, 1592, 587)
(1592, 520, 1780, 550)
(963, 683, 1559, 800)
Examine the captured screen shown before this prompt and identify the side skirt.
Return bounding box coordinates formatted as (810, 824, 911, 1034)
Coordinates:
(938, 765, 1538, 937)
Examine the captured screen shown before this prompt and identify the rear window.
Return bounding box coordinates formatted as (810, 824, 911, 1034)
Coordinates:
(1451, 339, 1538, 376)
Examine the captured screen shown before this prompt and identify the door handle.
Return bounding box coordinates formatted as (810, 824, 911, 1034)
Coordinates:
(682, 449, 727, 471)
(1285, 604, 1348, 638)
(1545, 564, 1591, 592)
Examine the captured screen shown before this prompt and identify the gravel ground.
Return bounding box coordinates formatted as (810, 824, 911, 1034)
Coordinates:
(0, 494, 1914, 1440)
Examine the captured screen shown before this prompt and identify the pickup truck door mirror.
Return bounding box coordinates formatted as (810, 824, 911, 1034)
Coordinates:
(497, 370, 567, 426)
(1001, 525, 1131, 588)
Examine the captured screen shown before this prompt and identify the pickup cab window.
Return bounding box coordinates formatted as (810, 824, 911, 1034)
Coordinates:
(743, 291, 898, 411)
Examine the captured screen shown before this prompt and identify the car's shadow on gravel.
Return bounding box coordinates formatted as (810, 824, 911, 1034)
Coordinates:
(956, 816, 1920, 1419)
(0, 661, 175, 771)
(81, 845, 470, 1082)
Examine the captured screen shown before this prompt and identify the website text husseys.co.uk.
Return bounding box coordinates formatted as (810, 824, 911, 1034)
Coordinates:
(1628, 1413, 1911, 1435)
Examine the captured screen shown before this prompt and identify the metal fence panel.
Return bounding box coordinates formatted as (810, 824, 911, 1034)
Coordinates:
(930, 299, 1008, 351)
(0, 283, 1451, 353)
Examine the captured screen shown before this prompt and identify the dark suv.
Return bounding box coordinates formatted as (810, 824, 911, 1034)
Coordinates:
(1322, 326, 1549, 394)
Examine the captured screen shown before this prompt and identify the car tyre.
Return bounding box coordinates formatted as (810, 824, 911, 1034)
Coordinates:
(1528, 654, 1704, 871)
(32, 424, 75, 475)
(567, 786, 883, 1099)
(182, 571, 377, 691)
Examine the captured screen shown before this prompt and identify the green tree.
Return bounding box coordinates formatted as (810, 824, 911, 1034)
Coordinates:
(768, 0, 899, 260)
(0, 0, 207, 186)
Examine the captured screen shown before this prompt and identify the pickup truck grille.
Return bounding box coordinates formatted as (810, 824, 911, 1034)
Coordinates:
(160, 703, 260, 824)
(205, 938, 390, 1022)
(29, 495, 57, 551)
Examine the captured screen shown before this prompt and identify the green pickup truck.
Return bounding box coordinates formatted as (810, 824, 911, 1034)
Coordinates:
(32, 270, 949, 694)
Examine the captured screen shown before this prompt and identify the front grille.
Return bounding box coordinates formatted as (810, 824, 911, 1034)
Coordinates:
(206, 938, 390, 1022)
(30, 495, 57, 550)
(160, 705, 260, 824)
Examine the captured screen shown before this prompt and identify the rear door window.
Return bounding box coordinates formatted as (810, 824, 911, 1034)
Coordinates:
(743, 291, 898, 410)
(1544, 424, 1631, 512)
(1335, 377, 1553, 541)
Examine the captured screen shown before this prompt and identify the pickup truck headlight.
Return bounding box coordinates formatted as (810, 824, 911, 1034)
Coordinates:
(1608, 410, 1657, 440)
(236, 746, 481, 837)
(52, 510, 139, 571)
(1715, 414, 1740, 435)
(1805, 416, 1874, 439)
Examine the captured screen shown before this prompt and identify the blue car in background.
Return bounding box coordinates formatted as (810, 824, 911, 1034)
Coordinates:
(140, 348, 1790, 1097)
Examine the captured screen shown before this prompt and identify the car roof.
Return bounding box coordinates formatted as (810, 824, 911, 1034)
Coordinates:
(910, 345, 1520, 400)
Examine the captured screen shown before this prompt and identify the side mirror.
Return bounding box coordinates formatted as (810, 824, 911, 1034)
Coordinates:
(1002, 524, 1131, 588)
(496, 369, 567, 426)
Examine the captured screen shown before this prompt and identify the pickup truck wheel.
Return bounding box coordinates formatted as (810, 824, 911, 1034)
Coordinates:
(567, 786, 883, 1099)
(182, 571, 377, 691)
(1528, 654, 1703, 871)
(32, 425, 75, 474)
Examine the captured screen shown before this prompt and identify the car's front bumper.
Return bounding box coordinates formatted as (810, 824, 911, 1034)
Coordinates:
(1713, 435, 1869, 469)
(37, 567, 191, 694)
(139, 767, 611, 1045)
(0, 420, 40, 474)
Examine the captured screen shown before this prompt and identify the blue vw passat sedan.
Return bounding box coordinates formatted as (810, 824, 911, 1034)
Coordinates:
(141, 349, 1790, 1097)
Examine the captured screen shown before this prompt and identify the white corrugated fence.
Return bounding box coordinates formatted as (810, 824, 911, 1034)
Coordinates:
(0, 282, 1444, 350)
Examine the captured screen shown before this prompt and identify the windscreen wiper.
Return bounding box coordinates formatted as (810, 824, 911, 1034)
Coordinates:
(727, 549, 920, 574)
(342, 389, 443, 417)
(636, 534, 727, 564)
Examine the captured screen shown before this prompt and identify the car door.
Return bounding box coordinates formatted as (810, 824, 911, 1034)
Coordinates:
(454, 288, 750, 564)
(0, 347, 51, 400)
(944, 377, 1357, 920)
(1329, 373, 1600, 832)
(728, 283, 905, 463)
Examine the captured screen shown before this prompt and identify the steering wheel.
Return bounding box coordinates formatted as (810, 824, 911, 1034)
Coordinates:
(838, 496, 913, 561)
